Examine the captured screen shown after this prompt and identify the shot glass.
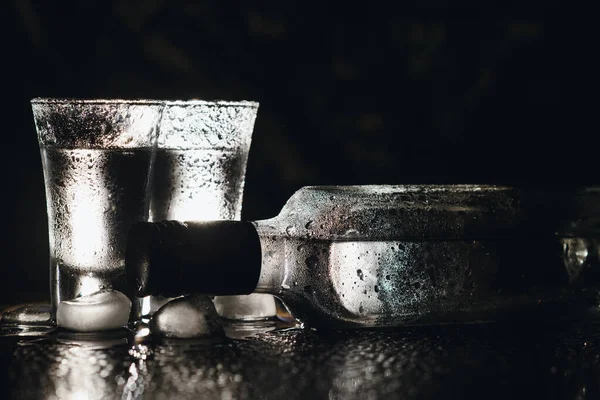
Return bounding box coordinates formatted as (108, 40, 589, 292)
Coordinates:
(135, 99, 277, 321)
(32, 98, 163, 330)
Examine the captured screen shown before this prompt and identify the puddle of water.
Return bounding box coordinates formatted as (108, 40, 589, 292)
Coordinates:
(1, 302, 55, 337)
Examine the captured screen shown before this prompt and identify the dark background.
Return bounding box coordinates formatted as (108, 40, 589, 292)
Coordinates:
(3, 2, 568, 305)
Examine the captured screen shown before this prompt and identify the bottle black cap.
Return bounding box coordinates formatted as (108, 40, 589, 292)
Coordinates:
(126, 220, 262, 297)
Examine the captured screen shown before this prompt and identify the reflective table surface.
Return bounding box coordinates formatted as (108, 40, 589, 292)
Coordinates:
(1, 317, 600, 400)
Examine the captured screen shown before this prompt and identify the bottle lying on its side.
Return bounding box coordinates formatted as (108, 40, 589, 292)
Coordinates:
(125, 185, 600, 329)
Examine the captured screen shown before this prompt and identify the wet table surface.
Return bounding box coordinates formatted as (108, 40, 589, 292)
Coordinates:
(1, 319, 599, 400)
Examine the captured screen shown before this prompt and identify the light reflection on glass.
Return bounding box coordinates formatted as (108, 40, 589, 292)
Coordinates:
(151, 189, 226, 222)
(330, 241, 385, 316)
(77, 274, 104, 298)
(67, 177, 109, 270)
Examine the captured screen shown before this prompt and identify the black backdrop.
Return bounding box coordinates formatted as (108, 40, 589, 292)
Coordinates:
(3, 2, 569, 304)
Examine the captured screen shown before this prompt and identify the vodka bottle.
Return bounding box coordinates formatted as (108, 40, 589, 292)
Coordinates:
(125, 185, 599, 328)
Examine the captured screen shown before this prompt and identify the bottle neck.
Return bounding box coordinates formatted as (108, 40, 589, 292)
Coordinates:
(253, 219, 287, 294)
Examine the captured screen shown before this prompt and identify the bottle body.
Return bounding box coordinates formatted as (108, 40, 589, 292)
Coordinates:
(253, 185, 598, 327)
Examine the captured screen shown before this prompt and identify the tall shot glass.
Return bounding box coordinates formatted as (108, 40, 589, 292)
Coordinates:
(32, 98, 163, 330)
(135, 99, 277, 321)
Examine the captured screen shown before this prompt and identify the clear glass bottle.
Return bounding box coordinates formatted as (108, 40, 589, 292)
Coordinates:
(126, 185, 599, 328)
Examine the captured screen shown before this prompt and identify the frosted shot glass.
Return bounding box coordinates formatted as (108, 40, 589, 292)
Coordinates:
(136, 99, 277, 321)
(32, 98, 163, 330)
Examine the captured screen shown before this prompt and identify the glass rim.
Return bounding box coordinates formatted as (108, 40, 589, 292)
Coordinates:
(163, 99, 259, 108)
(30, 98, 164, 105)
(31, 98, 259, 108)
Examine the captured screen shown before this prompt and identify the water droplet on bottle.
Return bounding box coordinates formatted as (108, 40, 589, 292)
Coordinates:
(305, 255, 318, 270)
(285, 226, 296, 236)
(357, 269, 364, 280)
(305, 220, 314, 229)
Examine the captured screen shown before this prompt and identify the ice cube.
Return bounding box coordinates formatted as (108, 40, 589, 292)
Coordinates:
(150, 295, 224, 338)
(213, 293, 277, 320)
(56, 290, 131, 332)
